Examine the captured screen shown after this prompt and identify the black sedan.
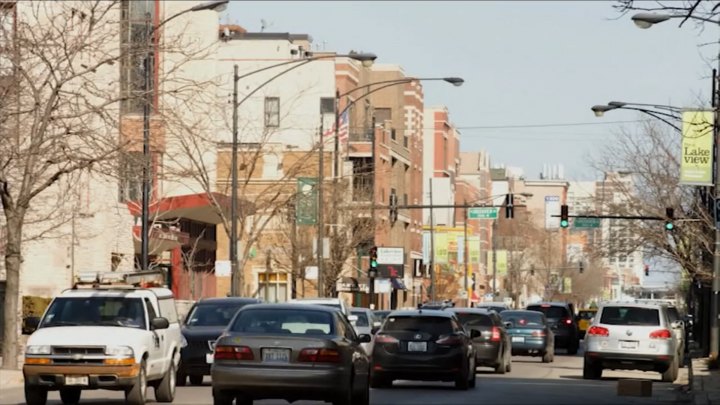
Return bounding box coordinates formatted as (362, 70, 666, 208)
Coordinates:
(371, 309, 477, 390)
(447, 308, 512, 374)
(178, 297, 261, 385)
(500, 310, 555, 363)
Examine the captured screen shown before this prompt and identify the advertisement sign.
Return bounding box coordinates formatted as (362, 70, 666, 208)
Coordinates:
(544, 196, 560, 229)
(496, 250, 508, 276)
(377, 247, 405, 278)
(435, 233, 449, 264)
(468, 236, 480, 264)
(680, 110, 714, 185)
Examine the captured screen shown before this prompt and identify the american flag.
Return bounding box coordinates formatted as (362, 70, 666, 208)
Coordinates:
(322, 110, 349, 142)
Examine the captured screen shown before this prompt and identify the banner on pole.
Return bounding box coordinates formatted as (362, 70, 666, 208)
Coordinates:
(680, 110, 714, 185)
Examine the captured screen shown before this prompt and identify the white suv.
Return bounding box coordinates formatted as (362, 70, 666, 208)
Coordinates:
(23, 272, 184, 405)
(583, 302, 680, 382)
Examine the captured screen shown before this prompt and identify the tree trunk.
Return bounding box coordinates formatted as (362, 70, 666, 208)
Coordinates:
(3, 211, 23, 370)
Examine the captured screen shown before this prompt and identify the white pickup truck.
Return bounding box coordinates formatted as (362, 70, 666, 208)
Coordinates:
(22, 272, 184, 405)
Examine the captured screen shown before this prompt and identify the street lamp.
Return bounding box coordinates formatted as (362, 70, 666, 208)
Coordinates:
(630, 11, 720, 359)
(326, 75, 464, 302)
(228, 51, 377, 297)
(140, 0, 229, 272)
(590, 101, 682, 131)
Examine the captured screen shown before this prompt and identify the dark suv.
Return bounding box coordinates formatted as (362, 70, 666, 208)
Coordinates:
(178, 297, 262, 385)
(526, 302, 579, 354)
(371, 309, 477, 390)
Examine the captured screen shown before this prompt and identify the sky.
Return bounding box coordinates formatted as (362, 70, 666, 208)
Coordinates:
(225, 1, 717, 181)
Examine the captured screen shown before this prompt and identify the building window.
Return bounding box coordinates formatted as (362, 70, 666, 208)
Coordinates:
(257, 272, 288, 303)
(264, 97, 280, 128)
(403, 134, 409, 148)
(0, 4, 14, 77)
(120, 0, 155, 115)
(375, 108, 391, 125)
(391, 128, 397, 141)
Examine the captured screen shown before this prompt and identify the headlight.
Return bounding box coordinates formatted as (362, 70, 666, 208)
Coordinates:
(105, 346, 134, 357)
(26, 345, 51, 355)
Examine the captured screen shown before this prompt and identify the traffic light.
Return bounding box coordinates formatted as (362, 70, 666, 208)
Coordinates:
(369, 246, 378, 277)
(644, 264, 649, 277)
(665, 207, 675, 231)
(505, 193, 514, 219)
(579, 261, 584, 274)
(560, 204, 569, 228)
(389, 192, 398, 224)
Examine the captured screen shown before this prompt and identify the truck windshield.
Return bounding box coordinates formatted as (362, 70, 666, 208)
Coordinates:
(40, 297, 146, 330)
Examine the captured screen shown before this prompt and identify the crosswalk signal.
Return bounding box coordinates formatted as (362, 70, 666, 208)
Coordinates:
(560, 205, 569, 228)
(665, 207, 674, 231)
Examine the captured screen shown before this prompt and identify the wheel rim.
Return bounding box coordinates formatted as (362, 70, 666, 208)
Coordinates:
(140, 367, 147, 400)
(170, 364, 176, 395)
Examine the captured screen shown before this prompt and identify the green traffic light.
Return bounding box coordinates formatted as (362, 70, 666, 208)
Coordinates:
(371, 260, 378, 268)
(665, 222, 674, 231)
(560, 220, 569, 228)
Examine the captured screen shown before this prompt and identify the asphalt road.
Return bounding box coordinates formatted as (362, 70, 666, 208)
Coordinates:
(0, 350, 688, 405)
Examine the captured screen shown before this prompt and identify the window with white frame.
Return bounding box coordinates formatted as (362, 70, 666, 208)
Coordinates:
(264, 97, 280, 128)
(257, 272, 288, 303)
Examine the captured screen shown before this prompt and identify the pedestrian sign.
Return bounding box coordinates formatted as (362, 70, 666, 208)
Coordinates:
(468, 207, 498, 219)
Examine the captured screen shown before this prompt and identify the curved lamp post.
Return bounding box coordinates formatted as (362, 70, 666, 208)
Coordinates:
(591, 101, 682, 131)
(229, 52, 377, 297)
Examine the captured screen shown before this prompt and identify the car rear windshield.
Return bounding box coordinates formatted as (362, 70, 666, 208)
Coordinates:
(230, 309, 334, 335)
(454, 312, 493, 327)
(501, 311, 544, 327)
(185, 303, 247, 327)
(383, 316, 453, 336)
(527, 305, 569, 319)
(599, 306, 660, 326)
(351, 311, 369, 326)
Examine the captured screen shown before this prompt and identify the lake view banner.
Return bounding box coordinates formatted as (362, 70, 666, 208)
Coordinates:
(680, 110, 715, 186)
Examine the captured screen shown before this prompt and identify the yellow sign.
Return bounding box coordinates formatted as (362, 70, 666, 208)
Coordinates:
(468, 236, 480, 264)
(680, 110, 714, 185)
(435, 233, 448, 264)
(487, 250, 508, 276)
(563, 277, 572, 293)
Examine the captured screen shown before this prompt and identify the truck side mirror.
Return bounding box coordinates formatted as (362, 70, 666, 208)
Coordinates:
(151, 317, 170, 330)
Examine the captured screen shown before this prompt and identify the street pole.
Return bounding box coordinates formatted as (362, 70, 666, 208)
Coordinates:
(317, 117, 325, 297)
(368, 114, 376, 309)
(463, 202, 469, 307)
(429, 178, 436, 302)
(140, 12, 152, 272)
(492, 219, 497, 300)
(712, 64, 720, 359)
(230, 65, 240, 296)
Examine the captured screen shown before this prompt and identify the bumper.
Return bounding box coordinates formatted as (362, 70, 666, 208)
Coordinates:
(585, 351, 674, 372)
(372, 351, 464, 381)
(553, 330, 577, 348)
(23, 364, 139, 390)
(211, 363, 350, 397)
(473, 342, 501, 366)
(180, 350, 213, 376)
(510, 337, 548, 354)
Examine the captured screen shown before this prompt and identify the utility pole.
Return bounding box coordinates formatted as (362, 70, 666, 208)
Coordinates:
(492, 219, 497, 300)
(317, 117, 325, 297)
(230, 65, 240, 296)
(140, 12, 152, 272)
(429, 178, 436, 302)
(368, 114, 376, 309)
(711, 66, 720, 360)
(463, 201, 469, 307)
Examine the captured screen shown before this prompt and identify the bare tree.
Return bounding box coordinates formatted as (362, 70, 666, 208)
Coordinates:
(615, 0, 720, 28)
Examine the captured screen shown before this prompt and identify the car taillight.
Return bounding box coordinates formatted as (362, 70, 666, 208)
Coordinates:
(490, 327, 501, 342)
(298, 348, 341, 363)
(214, 345, 254, 361)
(649, 329, 672, 339)
(562, 318, 572, 325)
(587, 326, 609, 337)
(374, 334, 399, 344)
(436, 335, 464, 346)
(531, 330, 546, 337)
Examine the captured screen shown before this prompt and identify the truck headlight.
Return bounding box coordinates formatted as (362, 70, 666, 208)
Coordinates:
(26, 345, 51, 355)
(105, 346, 134, 357)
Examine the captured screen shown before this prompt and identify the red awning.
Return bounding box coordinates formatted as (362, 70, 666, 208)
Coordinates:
(126, 192, 255, 225)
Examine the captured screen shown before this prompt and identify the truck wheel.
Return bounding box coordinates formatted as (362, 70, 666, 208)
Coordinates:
(125, 360, 147, 405)
(60, 387, 81, 404)
(24, 384, 47, 405)
(155, 360, 177, 402)
(189, 374, 204, 385)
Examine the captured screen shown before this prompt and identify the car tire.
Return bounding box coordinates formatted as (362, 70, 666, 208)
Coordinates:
(455, 367, 470, 391)
(662, 358, 679, 383)
(235, 394, 253, 405)
(189, 374, 204, 386)
(506, 351, 513, 372)
(176, 368, 187, 387)
(125, 359, 148, 405)
(582, 358, 602, 380)
(24, 384, 48, 405)
(494, 357, 507, 374)
(155, 360, 177, 403)
(567, 339, 579, 355)
(370, 375, 392, 389)
(332, 374, 354, 405)
(213, 389, 234, 405)
(59, 387, 81, 404)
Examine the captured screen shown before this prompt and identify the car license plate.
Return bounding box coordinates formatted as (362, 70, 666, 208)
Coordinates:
(407, 341, 427, 352)
(620, 340, 638, 349)
(262, 348, 290, 363)
(206, 353, 214, 364)
(65, 375, 88, 386)
(511, 336, 525, 343)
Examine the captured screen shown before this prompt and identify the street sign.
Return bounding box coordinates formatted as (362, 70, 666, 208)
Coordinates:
(468, 207, 498, 219)
(574, 217, 600, 228)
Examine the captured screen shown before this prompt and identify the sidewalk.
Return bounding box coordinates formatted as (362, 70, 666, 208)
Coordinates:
(0, 368, 23, 390)
(692, 357, 720, 405)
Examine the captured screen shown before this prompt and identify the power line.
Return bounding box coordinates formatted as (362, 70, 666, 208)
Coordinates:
(456, 120, 648, 130)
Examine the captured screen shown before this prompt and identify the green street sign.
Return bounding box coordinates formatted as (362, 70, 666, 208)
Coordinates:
(574, 217, 600, 228)
(468, 207, 498, 219)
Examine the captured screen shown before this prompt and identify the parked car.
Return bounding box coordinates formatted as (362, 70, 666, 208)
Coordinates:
(576, 308, 597, 339)
(526, 302, 579, 354)
(500, 310, 555, 362)
(178, 297, 262, 386)
(474, 302, 511, 313)
(371, 308, 477, 390)
(351, 308, 382, 355)
(447, 307, 512, 374)
(583, 302, 681, 382)
(211, 303, 371, 405)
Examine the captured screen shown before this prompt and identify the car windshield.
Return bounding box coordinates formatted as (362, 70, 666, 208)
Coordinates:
(40, 297, 146, 330)
(351, 311, 370, 326)
(185, 303, 247, 327)
(230, 308, 335, 336)
(527, 305, 569, 320)
(501, 311, 545, 327)
(383, 316, 453, 336)
(599, 306, 660, 326)
(454, 312, 493, 327)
